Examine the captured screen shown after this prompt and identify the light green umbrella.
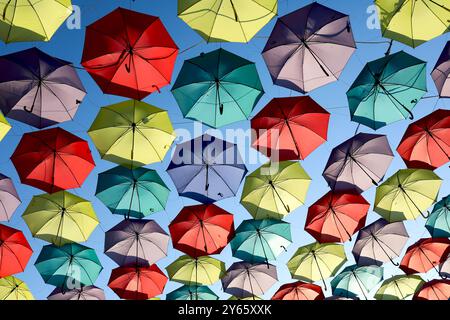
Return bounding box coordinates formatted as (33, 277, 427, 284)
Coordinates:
(166, 255, 225, 286)
(375, 275, 425, 300)
(0, 276, 34, 300)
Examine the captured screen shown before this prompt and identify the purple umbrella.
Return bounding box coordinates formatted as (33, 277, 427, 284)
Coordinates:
(47, 286, 105, 300)
(432, 41, 450, 98)
(262, 2, 356, 94)
(323, 133, 394, 194)
(0, 174, 21, 221)
(0, 47, 86, 128)
(105, 219, 169, 267)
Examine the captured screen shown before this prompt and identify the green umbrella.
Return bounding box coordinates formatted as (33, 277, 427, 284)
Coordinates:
(166, 285, 218, 300)
(331, 265, 383, 300)
(166, 255, 225, 286)
(426, 195, 450, 238)
(375, 275, 425, 300)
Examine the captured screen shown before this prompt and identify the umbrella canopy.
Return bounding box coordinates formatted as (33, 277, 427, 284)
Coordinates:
(251, 96, 330, 161)
(374, 169, 442, 221)
(96, 166, 170, 218)
(262, 2, 356, 93)
(375, 275, 424, 300)
(414, 279, 450, 300)
(0, 111, 10, 141)
(305, 191, 369, 243)
(0, 0, 72, 43)
(167, 285, 218, 301)
(0, 48, 86, 128)
(426, 195, 450, 238)
(105, 219, 169, 267)
(323, 133, 394, 194)
(0, 224, 32, 277)
(47, 285, 105, 300)
(228, 295, 262, 300)
(347, 51, 427, 130)
(331, 265, 383, 300)
(0, 276, 33, 300)
(167, 134, 247, 203)
(169, 204, 235, 258)
(23, 191, 99, 246)
(432, 41, 450, 98)
(241, 161, 311, 220)
(171, 49, 264, 128)
(88, 100, 175, 169)
(166, 255, 225, 286)
(271, 281, 324, 300)
(0, 174, 21, 221)
(81, 7, 178, 100)
(11, 127, 95, 194)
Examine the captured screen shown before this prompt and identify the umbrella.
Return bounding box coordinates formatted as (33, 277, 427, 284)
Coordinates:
(0, 48, 86, 128)
(0, 276, 33, 300)
(287, 242, 347, 290)
(108, 265, 168, 300)
(167, 285, 218, 301)
(0, 0, 73, 43)
(305, 191, 370, 243)
(426, 195, 450, 238)
(88, 100, 175, 169)
(230, 219, 292, 264)
(23, 191, 99, 246)
(166, 255, 225, 286)
(178, 0, 277, 43)
(96, 166, 170, 218)
(397, 109, 450, 170)
(262, 2, 356, 93)
(347, 51, 427, 130)
(0, 224, 32, 277)
(0, 111, 10, 141)
(47, 285, 105, 300)
(375, 275, 424, 300)
(271, 281, 324, 300)
(167, 134, 247, 203)
(251, 96, 330, 161)
(105, 219, 169, 267)
(0, 174, 21, 221)
(169, 204, 235, 258)
(11, 127, 95, 194)
(325, 296, 357, 300)
(331, 265, 383, 300)
(81, 7, 178, 100)
(323, 133, 394, 194)
(414, 279, 450, 300)
(35, 243, 103, 289)
(171, 48, 264, 128)
(440, 253, 450, 278)
(352, 218, 409, 267)
(228, 295, 262, 300)
(432, 41, 450, 98)
(374, 169, 442, 221)
(221, 262, 278, 299)
(241, 161, 311, 219)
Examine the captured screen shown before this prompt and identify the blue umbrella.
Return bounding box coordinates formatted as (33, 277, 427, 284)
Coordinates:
(426, 195, 450, 238)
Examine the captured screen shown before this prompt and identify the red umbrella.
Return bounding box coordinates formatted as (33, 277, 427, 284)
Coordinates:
(400, 238, 450, 275)
(271, 281, 324, 300)
(305, 191, 369, 243)
(81, 7, 178, 100)
(251, 96, 330, 161)
(413, 279, 450, 300)
(397, 109, 450, 170)
(11, 127, 95, 194)
(108, 265, 168, 300)
(0, 224, 33, 277)
(169, 204, 235, 258)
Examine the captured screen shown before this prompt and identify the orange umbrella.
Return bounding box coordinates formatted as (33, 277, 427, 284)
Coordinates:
(272, 281, 324, 300)
(413, 279, 450, 300)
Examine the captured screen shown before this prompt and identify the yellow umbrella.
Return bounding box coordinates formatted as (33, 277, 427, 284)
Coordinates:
(0, 111, 10, 141)
(166, 255, 225, 286)
(0, 276, 34, 300)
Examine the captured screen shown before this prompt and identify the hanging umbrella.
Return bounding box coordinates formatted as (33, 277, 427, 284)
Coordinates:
(0, 224, 32, 277)
(271, 281, 324, 300)
(426, 195, 450, 238)
(23, 191, 99, 246)
(331, 265, 383, 300)
(325, 296, 357, 300)
(287, 242, 347, 290)
(96, 166, 170, 218)
(262, 2, 356, 93)
(105, 219, 169, 267)
(47, 285, 105, 300)
(11, 127, 95, 194)
(108, 265, 168, 300)
(440, 253, 450, 278)
(221, 262, 278, 299)
(0, 48, 86, 128)
(241, 161, 311, 220)
(374, 169, 442, 221)
(0, 0, 73, 43)
(81, 7, 178, 100)
(347, 51, 427, 130)
(0, 174, 21, 221)
(413, 279, 450, 300)
(305, 191, 369, 243)
(171, 49, 264, 128)
(432, 41, 450, 98)
(375, 275, 424, 300)
(397, 109, 450, 170)
(228, 295, 262, 300)
(167, 285, 218, 301)
(169, 204, 235, 258)
(167, 134, 247, 203)
(35, 243, 103, 289)
(323, 133, 394, 194)
(230, 219, 291, 263)
(251, 96, 330, 161)
(0, 111, 10, 141)
(352, 218, 409, 267)
(166, 255, 225, 286)
(0, 276, 33, 300)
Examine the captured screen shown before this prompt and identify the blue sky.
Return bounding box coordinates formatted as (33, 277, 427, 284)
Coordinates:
(0, 0, 449, 300)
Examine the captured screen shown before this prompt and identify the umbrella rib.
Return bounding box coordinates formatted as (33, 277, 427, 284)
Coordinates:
(25, 0, 49, 40)
(421, 0, 450, 30)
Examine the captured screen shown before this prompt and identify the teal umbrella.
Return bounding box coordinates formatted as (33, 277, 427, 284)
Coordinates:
(96, 166, 170, 219)
(230, 219, 291, 264)
(347, 51, 427, 130)
(331, 265, 383, 300)
(166, 285, 219, 300)
(171, 48, 264, 128)
(35, 243, 103, 289)
(426, 195, 450, 238)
